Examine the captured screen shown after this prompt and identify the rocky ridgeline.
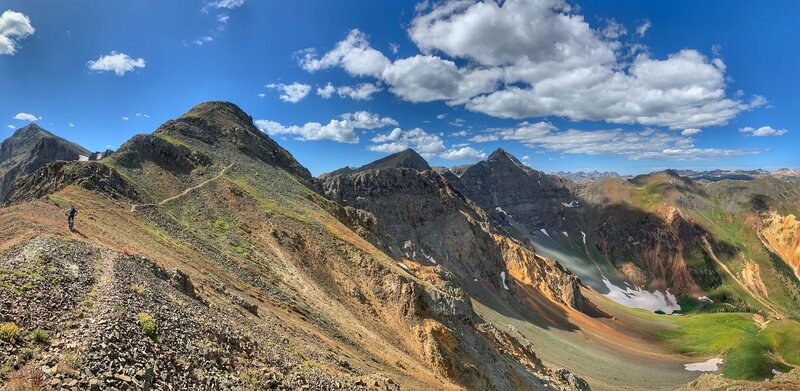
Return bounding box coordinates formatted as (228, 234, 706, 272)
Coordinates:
(5, 161, 142, 206)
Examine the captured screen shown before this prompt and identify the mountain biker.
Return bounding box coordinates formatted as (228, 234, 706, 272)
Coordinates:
(66, 205, 77, 231)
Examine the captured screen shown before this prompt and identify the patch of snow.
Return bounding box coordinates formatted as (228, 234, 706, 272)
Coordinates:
(495, 206, 507, 216)
(500, 271, 509, 290)
(684, 358, 723, 372)
(772, 369, 782, 376)
(581, 231, 587, 245)
(698, 296, 714, 303)
(601, 277, 681, 314)
(539, 228, 549, 237)
(78, 155, 89, 161)
(420, 249, 437, 264)
(561, 200, 579, 208)
(562, 231, 569, 237)
(398, 263, 410, 272)
(537, 180, 542, 187)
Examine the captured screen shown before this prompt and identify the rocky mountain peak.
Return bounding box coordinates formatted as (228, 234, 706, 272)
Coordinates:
(362, 148, 431, 171)
(10, 123, 51, 139)
(0, 124, 92, 201)
(179, 101, 254, 130)
(147, 101, 312, 182)
(323, 148, 431, 177)
(485, 147, 530, 173)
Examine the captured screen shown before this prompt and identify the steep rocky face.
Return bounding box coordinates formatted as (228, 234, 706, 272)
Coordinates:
(577, 173, 725, 295)
(456, 148, 580, 233)
(321, 150, 587, 313)
(761, 212, 800, 280)
(322, 165, 509, 286)
(592, 203, 712, 295)
(494, 234, 585, 310)
(0, 124, 91, 201)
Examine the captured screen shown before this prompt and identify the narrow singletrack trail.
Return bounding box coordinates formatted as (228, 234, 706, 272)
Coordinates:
(130, 164, 233, 212)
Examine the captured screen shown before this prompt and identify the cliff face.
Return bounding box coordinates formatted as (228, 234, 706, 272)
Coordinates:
(456, 148, 580, 233)
(761, 212, 800, 279)
(321, 151, 587, 313)
(594, 203, 713, 295)
(494, 234, 585, 310)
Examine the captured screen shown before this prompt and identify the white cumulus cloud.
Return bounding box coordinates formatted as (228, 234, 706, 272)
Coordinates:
(87, 51, 146, 76)
(203, 0, 245, 12)
(336, 83, 382, 100)
(316, 82, 382, 100)
(13, 112, 40, 121)
(369, 126, 484, 161)
(299, 0, 763, 130)
(681, 128, 702, 136)
(739, 126, 788, 137)
(266, 82, 311, 103)
(255, 112, 397, 143)
(0, 10, 35, 55)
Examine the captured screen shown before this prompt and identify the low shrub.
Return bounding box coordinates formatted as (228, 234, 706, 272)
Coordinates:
(137, 312, 157, 341)
(0, 322, 21, 344)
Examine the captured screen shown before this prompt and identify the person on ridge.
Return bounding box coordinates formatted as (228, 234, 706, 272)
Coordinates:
(66, 205, 78, 231)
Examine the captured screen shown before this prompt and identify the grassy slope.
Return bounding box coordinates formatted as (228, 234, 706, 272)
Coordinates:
(656, 313, 800, 380)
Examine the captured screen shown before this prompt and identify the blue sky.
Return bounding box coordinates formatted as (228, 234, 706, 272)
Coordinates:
(1, 0, 797, 176)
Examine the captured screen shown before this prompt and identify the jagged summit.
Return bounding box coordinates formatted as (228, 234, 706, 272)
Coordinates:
(482, 147, 532, 174)
(323, 148, 431, 177)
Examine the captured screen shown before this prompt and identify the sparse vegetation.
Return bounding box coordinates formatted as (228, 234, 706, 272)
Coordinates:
(138, 312, 157, 341)
(56, 351, 82, 374)
(129, 283, 146, 295)
(29, 328, 48, 344)
(6, 365, 44, 391)
(0, 322, 21, 344)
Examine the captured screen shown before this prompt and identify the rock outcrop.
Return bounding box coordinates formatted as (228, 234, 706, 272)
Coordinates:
(5, 161, 143, 205)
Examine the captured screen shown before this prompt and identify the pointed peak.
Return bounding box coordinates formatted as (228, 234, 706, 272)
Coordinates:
(487, 147, 509, 160)
(485, 147, 531, 171)
(11, 123, 52, 139)
(361, 148, 431, 172)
